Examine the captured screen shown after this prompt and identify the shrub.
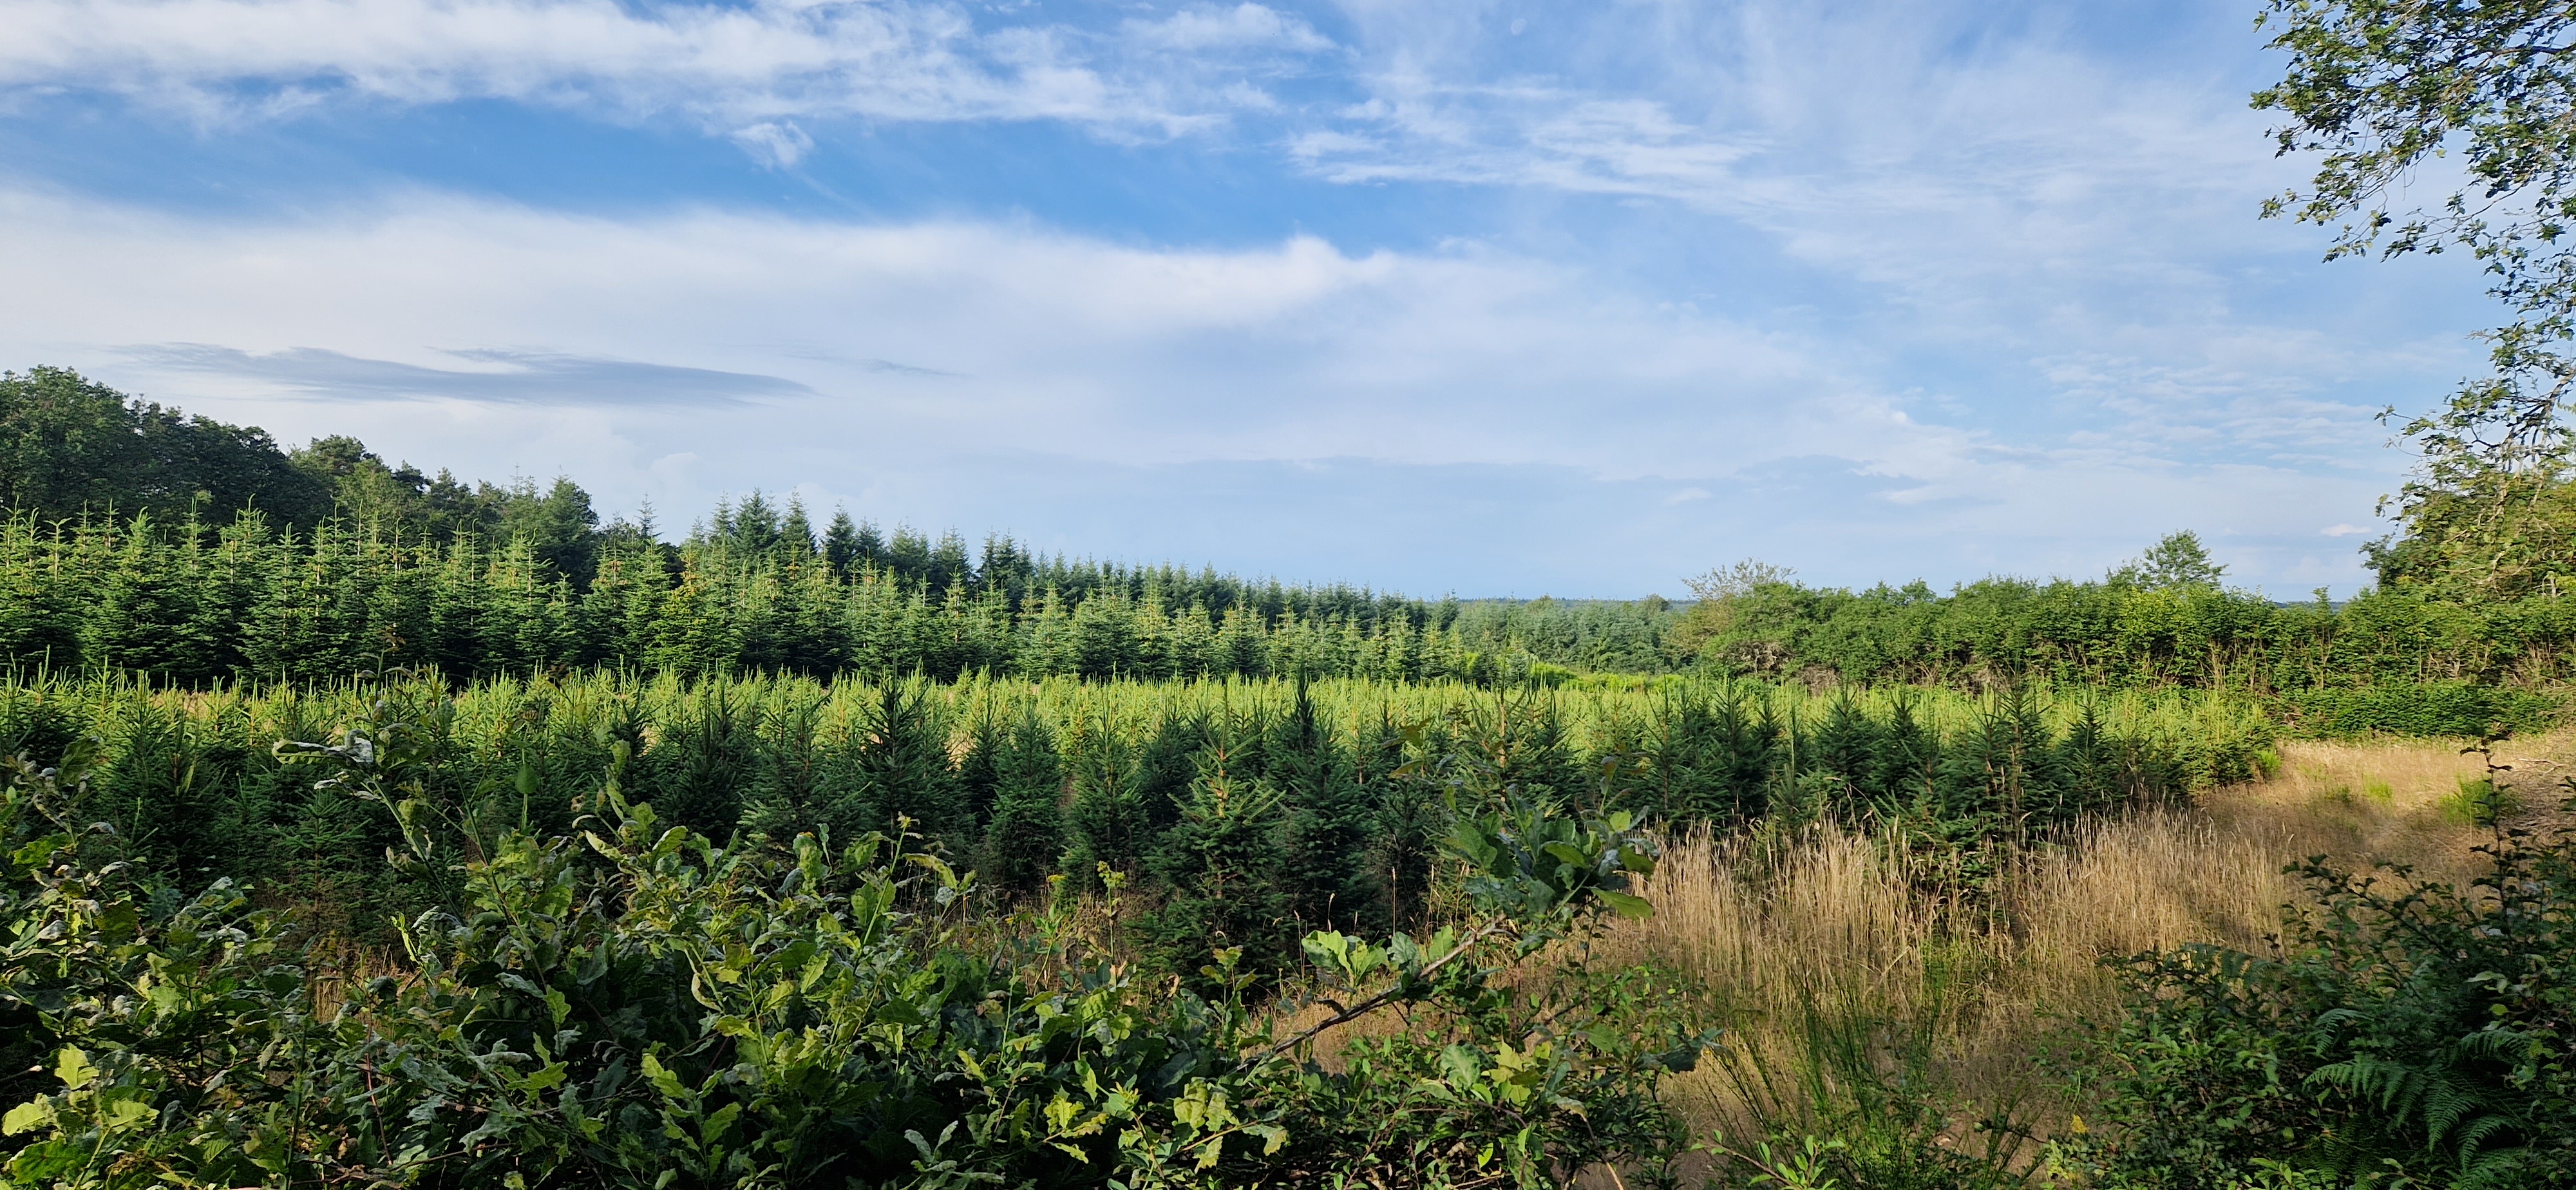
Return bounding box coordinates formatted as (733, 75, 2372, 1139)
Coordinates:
(2277, 681, 2561, 739)
(2063, 822, 2576, 1188)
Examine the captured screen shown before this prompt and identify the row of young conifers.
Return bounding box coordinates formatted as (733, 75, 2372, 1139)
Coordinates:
(7, 509, 2576, 733)
(0, 670, 2270, 967)
(0, 511, 1566, 687)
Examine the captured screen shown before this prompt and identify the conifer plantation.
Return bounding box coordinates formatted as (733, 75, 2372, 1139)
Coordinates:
(25, 0, 2576, 1180)
(6, 245, 2576, 1188)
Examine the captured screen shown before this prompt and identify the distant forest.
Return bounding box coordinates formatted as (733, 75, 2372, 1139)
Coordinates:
(5, 364, 2573, 727)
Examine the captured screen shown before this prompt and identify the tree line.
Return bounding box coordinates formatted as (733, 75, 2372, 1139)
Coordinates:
(2, 364, 1443, 630)
(0, 508, 1544, 686)
(1, 504, 2562, 735)
(14, 363, 2576, 730)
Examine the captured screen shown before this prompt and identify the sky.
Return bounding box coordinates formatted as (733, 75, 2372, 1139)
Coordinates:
(0, 0, 2509, 598)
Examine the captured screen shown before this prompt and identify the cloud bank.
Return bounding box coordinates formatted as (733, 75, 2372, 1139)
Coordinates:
(0, 0, 2501, 594)
(0, 182, 2410, 593)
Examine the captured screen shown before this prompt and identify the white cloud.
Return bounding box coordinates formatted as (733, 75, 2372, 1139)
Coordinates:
(0, 184, 2405, 591)
(1287, 1, 2490, 355)
(1122, 3, 1331, 53)
(730, 120, 813, 168)
(0, 0, 1329, 133)
(2322, 523, 2369, 537)
(1294, 80, 1761, 198)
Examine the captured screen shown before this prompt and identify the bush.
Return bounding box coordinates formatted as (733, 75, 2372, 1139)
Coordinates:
(2277, 681, 2561, 739)
(2063, 822, 2576, 1188)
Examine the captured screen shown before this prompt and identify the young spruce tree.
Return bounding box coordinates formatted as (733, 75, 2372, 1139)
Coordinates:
(852, 678, 960, 843)
(1141, 738, 1293, 987)
(977, 708, 1063, 897)
(1273, 680, 1380, 932)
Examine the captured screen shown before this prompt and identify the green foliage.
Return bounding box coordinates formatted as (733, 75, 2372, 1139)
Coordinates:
(2362, 466, 2576, 601)
(2438, 775, 2519, 831)
(286, 434, 611, 583)
(0, 668, 2268, 969)
(1619, 566, 2576, 717)
(0, 505, 1519, 686)
(2277, 680, 2561, 738)
(1275, 681, 1381, 933)
(2254, 2, 2576, 598)
(2064, 826, 2576, 1189)
(2112, 532, 2226, 591)
(15, 491, 2576, 718)
(979, 708, 1066, 896)
(0, 685, 1714, 1188)
(0, 366, 331, 528)
(2256, 0, 2576, 468)
(1140, 736, 1295, 988)
(854, 678, 965, 840)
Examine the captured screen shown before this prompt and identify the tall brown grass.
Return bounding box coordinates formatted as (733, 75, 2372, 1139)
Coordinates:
(1271, 733, 2564, 1187)
(1589, 735, 2562, 1166)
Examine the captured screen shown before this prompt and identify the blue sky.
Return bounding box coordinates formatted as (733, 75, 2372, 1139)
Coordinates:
(0, 0, 2506, 598)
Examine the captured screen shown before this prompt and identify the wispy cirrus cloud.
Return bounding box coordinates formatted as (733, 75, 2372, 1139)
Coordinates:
(1293, 91, 1762, 196)
(1296, 4, 2286, 289)
(730, 120, 813, 169)
(1275, 1, 2491, 493)
(0, 0, 1335, 135)
(1124, 3, 1332, 53)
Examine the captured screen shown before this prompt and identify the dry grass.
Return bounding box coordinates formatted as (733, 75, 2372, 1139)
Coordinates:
(2214, 734, 2566, 881)
(1579, 733, 2575, 1162)
(1594, 827, 1964, 1146)
(1262, 732, 2573, 1183)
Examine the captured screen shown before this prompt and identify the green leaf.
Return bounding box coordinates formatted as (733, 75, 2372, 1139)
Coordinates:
(703, 1102, 741, 1144)
(8, 835, 68, 871)
(3, 1100, 54, 1137)
(52, 1049, 96, 1090)
(1595, 889, 1654, 920)
(641, 1052, 685, 1099)
(1439, 1044, 1484, 1090)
